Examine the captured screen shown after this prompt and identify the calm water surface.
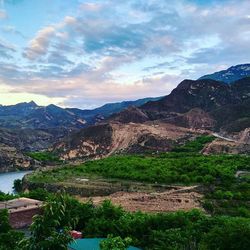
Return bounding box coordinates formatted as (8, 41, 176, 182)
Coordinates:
(0, 171, 32, 194)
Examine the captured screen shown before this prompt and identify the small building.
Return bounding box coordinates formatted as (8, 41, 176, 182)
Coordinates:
(0, 197, 42, 229)
(68, 238, 141, 250)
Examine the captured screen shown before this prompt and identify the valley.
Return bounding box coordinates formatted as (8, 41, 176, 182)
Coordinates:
(25, 135, 250, 217)
(0, 63, 250, 250)
(1, 0, 250, 248)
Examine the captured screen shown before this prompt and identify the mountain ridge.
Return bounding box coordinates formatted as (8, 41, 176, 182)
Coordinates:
(199, 63, 250, 83)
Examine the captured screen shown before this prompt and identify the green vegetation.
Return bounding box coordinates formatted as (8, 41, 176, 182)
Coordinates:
(22, 188, 50, 201)
(172, 135, 215, 153)
(27, 136, 250, 218)
(29, 154, 249, 186)
(26, 151, 61, 164)
(100, 235, 132, 250)
(7, 136, 247, 248)
(13, 179, 22, 193)
(2, 193, 250, 250)
(20, 194, 73, 250)
(203, 175, 250, 217)
(0, 191, 17, 201)
(0, 209, 24, 250)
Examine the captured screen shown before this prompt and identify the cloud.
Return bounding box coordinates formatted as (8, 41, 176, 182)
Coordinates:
(2, 25, 25, 38)
(46, 51, 73, 65)
(80, 3, 103, 12)
(23, 26, 56, 60)
(1, 0, 250, 107)
(0, 40, 16, 59)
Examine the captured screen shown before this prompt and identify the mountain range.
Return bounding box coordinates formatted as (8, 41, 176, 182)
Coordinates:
(0, 96, 162, 130)
(0, 96, 162, 172)
(0, 63, 250, 171)
(54, 76, 250, 161)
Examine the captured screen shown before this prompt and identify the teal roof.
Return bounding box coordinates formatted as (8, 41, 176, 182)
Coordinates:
(68, 238, 141, 250)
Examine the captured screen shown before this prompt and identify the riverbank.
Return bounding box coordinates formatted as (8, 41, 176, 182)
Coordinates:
(0, 171, 32, 194)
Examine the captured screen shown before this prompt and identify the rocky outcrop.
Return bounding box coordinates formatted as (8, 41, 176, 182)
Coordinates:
(184, 109, 216, 129)
(162, 108, 216, 130)
(142, 79, 234, 113)
(239, 128, 250, 144)
(54, 123, 113, 160)
(202, 136, 250, 155)
(53, 77, 250, 160)
(0, 143, 40, 173)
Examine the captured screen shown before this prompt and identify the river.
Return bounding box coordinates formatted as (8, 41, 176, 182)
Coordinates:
(0, 171, 32, 194)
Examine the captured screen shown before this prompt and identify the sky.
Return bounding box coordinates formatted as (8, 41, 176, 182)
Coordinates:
(0, 0, 249, 109)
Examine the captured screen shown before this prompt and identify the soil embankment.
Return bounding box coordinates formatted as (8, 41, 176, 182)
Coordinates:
(78, 186, 203, 213)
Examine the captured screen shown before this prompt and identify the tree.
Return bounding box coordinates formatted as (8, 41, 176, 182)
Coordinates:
(201, 218, 250, 250)
(0, 209, 11, 233)
(100, 235, 132, 250)
(20, 193, 73, 250)
(13, 179, 22, 193)
(0, 209, 24, 250)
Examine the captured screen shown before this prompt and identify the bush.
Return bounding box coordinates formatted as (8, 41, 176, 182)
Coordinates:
(100, 235, 132, 250)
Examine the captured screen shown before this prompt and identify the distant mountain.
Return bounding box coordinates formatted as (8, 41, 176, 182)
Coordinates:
(0, 101, 86, 130)
(66, 96, 162, 124)
(199, 64, 250, 83)
(0, 96, 161, 130)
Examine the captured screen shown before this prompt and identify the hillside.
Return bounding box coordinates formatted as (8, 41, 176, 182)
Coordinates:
(54, 77, 250, 160)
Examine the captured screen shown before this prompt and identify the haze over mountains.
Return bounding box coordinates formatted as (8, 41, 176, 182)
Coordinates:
(0, 64, 250, 171)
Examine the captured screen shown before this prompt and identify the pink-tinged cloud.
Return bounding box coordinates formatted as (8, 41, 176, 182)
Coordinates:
(23, 26, 56, 60)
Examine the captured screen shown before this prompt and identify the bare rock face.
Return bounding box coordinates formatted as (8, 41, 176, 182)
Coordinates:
(54, 121, 206, 160)
(0, 143, 40, 172)
(239, 128, 250, 144)
(202, 137, 250, 155)
(202, 140, 238, 154)
(184, 108, 216, 129)
(54, 123, 113, 160)
(163, 108, 216, 130)
(142, 77, 250, 134)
